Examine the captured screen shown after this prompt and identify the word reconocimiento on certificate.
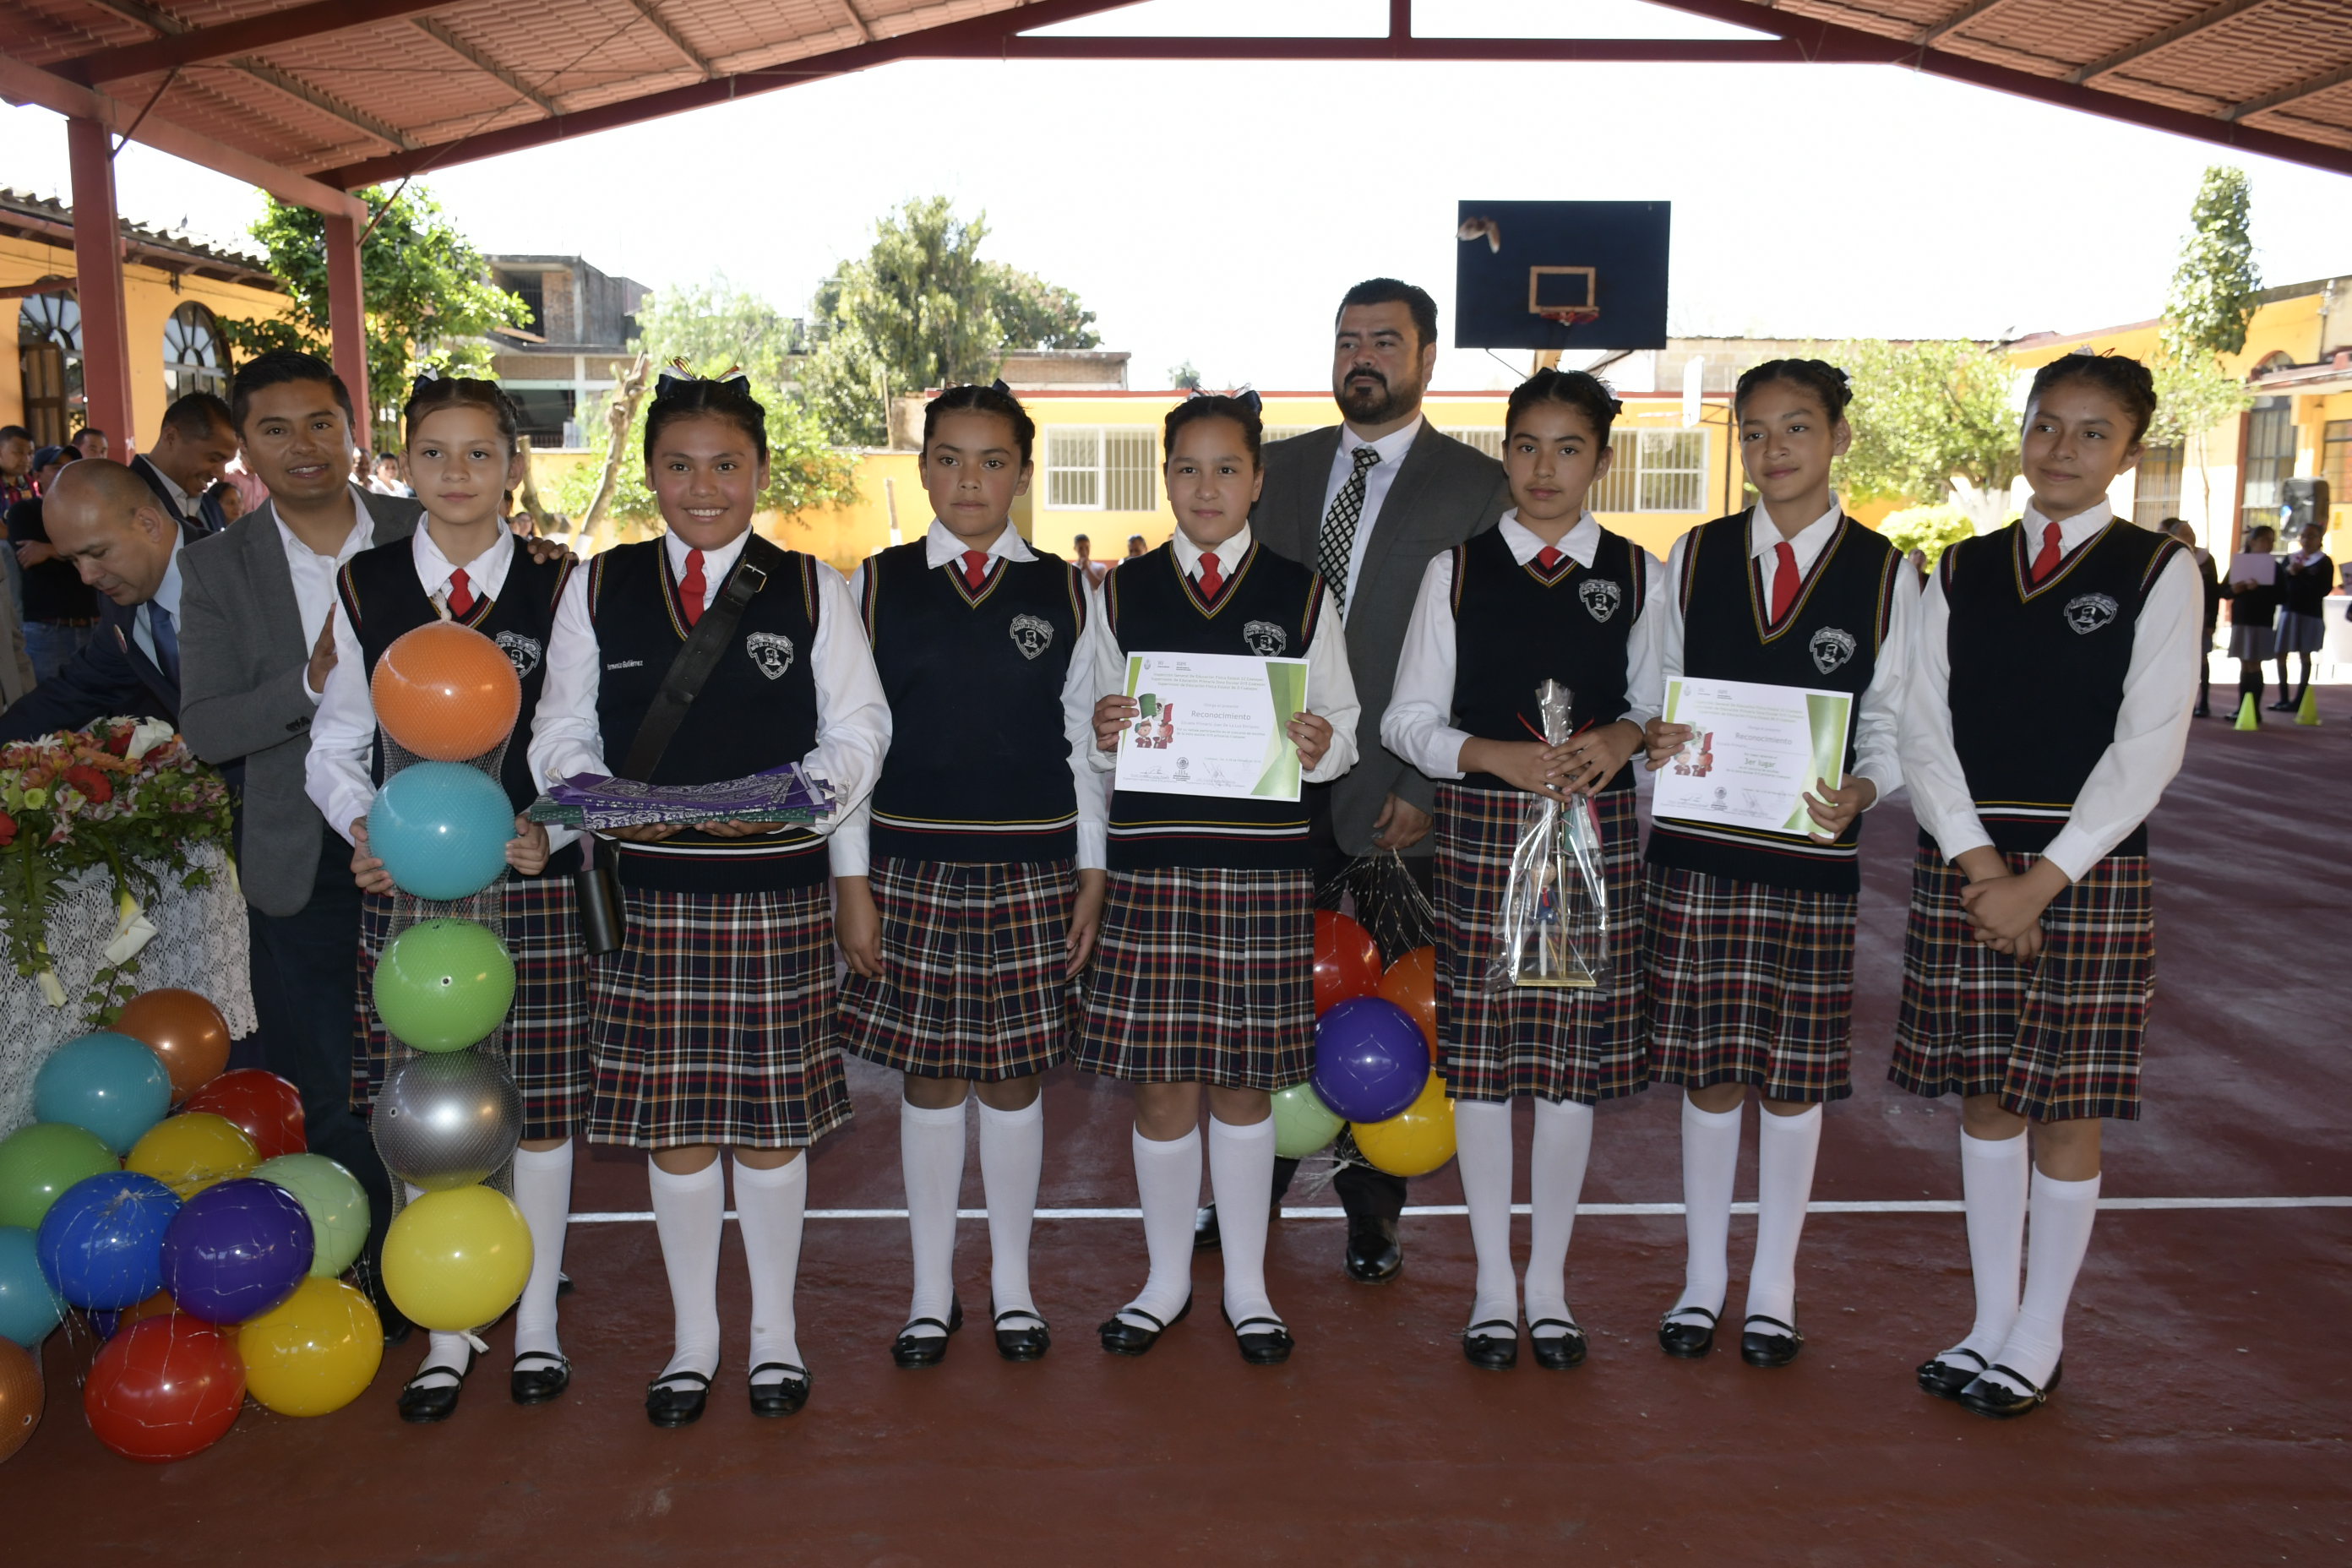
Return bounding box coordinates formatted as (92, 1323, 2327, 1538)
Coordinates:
(1115, 651, 1310, 803)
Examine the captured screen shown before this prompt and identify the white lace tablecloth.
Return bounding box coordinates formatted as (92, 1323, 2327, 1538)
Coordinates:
(0, 845, 255, 1137)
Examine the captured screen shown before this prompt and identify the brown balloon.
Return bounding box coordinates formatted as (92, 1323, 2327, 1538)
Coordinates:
(0, 1338, 42, 1464)
(116, 989, 231, 1104)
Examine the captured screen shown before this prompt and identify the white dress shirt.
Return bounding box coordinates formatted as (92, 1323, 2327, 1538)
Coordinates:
(140, 456, 198, 525)
(130, 532, 186, 671)
(830, 520, 1108, 876)
(282, 491, 375, 700)
(1083, 522, 1361, 783)
(1640, 502, 1915, 803)
(1901, 498, 2200, 882)
(1319, 416, 1424, 614)
(527, 527, 891, 843)
(1382, 511, 1663, 779)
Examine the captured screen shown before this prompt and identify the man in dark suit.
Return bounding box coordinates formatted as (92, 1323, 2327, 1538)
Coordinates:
(1217, 277, 1510, 1282)
(129, 394, 239, 536)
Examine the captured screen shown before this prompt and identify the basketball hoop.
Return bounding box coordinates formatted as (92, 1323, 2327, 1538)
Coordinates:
(1537, 307, 1601, 328)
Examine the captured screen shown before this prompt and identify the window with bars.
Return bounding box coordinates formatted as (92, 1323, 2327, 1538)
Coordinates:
(163, 302, 226, 400)
(2239, 399, 2295, 536)
(1043, 427, 1158, 512)
(2323, 420, 2352, 501)
(1442, 427, 1505, 461)
(2132, 443, 2185, 526)
(1261, 426, 1315, 446)
(1592, 427, 1708, 513)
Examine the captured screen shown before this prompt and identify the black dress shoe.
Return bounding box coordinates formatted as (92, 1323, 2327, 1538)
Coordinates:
(396, 1365, 466, 1424)
(2268, 700, 2296, 711)
(509, 1351, 570, 1406)
(1957, 1360, 2062, 1419)
(1194, 1203, 1222, 1252)
(1461, 1318, 1518, 1370)
(749, 1362, 811, 1418)
(890, 1295, 964, 1368)
(1343, 1223, 1402, 1284)
(2193, 700, 2211, 717)
(991, 1304, 1051, 1363)
(645, 1369, 714, 1428)
(1916, 1347, 1988, 1402)
(1657, 1306, 1718, 1358)
(557, 1271, 574, 1298)
(1528, 1318, 1587, 1370)
(1222, 1305, 1293, 1365)
(1097, 1295, 1191, 1356)
(1740, 1314, 1803, 1369)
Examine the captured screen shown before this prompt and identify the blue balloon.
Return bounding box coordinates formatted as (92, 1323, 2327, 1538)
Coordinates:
(1310, 997, 1432, 1124)
(35, 1031, 172, 1155)
(161, 1177, 314, 1325)
(368, 760, 515, 901)
(36, 1171, 181, 1310)
(0, 1225, 65, 1347)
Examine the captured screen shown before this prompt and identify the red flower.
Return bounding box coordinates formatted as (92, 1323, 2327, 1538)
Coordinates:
(65, 765, 112, 804)
(105, 727, 132, 756)
(0, 813, 15, 847)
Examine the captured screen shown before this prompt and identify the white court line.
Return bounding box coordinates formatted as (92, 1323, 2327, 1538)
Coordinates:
(569, 1195, 2352, 1224)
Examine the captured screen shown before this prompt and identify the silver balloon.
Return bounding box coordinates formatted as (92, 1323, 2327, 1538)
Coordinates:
(373, 1051, 522, 1191)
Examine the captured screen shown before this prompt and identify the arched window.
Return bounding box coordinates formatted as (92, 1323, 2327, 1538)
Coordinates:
(17, 294, 84, 447)
(164, 302, 226, 400)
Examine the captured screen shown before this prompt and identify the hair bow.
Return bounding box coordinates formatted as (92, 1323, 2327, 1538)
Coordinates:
(989, 378, 1013, 396)
(1184, 385, 1262, 415)
(409, 371, 441, 400)
(654, 357, 752, 400)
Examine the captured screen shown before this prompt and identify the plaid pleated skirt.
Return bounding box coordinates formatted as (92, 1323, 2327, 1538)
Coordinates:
(1075, 867, 1314, 1091)
(1889, 844, 2153, 1122)
(1642, 863, 1858, 1104)
(352, 875, 591, 1141)
(841, 857, 1076, 1081)
(1434, 784, 1646, 1105)
(586, 885, 852, 1150)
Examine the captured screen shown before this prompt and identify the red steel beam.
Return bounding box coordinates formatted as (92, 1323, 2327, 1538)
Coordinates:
(323, 209, 372, 439)
(52, 0, 451, 86)
(65, 116, 135, 453)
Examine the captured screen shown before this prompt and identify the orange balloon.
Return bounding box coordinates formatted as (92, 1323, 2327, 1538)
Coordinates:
(116, 989, 231, 1103)
(1376, 945, 1439, 1059)
(114, 1289, 177, 1337)
(370, 621, 521, 761)
(1313, 910, 1382, 1015)
(0, 1337, 40, 1463)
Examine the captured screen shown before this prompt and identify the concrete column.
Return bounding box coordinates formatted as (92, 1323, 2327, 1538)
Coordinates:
(323, 209, 370, 443)
(65, 117, 135, 452)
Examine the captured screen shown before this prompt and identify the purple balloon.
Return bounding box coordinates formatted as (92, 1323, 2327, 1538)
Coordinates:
(161, 1177, 314, 1325)
(1311, 998, 1432, 1124)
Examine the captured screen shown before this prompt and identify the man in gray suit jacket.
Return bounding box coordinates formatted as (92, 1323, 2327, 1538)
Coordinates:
(1239, 278, 1509, 1282)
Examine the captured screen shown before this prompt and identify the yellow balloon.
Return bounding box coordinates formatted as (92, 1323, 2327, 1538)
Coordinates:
(125, 1113, 259, 1199)
(1352, 1072, 1458, 1178)
(238, 1277, 384, 1417)
(382, 1184, 533, 1332)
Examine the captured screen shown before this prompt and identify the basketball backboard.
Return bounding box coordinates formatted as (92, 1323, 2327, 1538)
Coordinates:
(1454, 200, 1671, 351)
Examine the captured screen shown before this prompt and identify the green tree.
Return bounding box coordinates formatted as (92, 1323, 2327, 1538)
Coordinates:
(1169, 360, 1204, 391)
(988, 263, 1099, 351)
(2162, 166, 2261, 362)
(1829, 338, 2023, 529)
(1878, 504, 1975, 568)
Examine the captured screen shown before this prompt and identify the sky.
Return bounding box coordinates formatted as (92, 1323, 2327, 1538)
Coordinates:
(5, 0, 2349, 393)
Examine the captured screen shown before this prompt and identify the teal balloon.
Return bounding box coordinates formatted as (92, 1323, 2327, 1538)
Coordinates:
(0, 1225, 65, 1347)
(368, 761, 514, 901)
(0, 1122, 119, 1230)
(35, 1032, 172, 1155)
(372, 918, 516, 1052)
(1271, 1080, 1345, 1159)
(253, 1153, 371, 1277)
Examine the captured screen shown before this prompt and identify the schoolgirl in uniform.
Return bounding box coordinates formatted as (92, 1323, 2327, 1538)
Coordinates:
(1640, 359, 1914, 1369)
(1078, 393, 1360, 1365)
(2224, 523, 2278, 720)
(529, 371, 890, 1426)
(2271, 521, 2335, 712)
(835, 383, 1105, 1366)
(1381, 369, 1657, 1370)
(307, 375, 587, 1423)
(1896, 352, 2197, 1418)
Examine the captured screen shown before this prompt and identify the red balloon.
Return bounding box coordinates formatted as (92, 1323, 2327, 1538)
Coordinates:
(1375, 945, 1439, 1059)
(179, 1071, 307, 1161)
(1314, 910, 1382, 1015)
(82, 1314, 245, 1463)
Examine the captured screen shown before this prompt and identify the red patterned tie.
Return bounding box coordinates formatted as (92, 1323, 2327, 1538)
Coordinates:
(1536, 546, 1563, 570)
(445, 568, 473, 617)
(961, 549, 989, 589)
(1198, 551, 1223, 597)
(2028, 520, 2063, 583)
(679, 548, 706, 628)
(1768, 542, 1800, 623)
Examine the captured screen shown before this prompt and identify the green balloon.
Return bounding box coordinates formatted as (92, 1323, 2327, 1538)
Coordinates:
(253, 1153, 372, 1277)
(372, 917, 516, 1053)
(0, 1121, 119, 1229)
(1271, 1080, 1345, 1160)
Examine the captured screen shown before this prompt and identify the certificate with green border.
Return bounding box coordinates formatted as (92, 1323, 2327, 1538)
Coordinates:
(1653, 675, 1854, 837)
(1115, 651, 1309, 803)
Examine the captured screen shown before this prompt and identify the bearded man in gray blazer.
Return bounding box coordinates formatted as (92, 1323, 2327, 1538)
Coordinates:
(1222, 278, 1509, 1283)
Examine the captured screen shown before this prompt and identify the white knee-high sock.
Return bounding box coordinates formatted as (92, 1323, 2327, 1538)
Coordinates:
(510, 1141, 574, 1363)
(404, 1182, 472, 1390)
(1208, 1115, 1279, 1326)
(647, 1158, 723, 1387)
(1121, 1125, 1199, 1330)
(1986, 1168, 2099, 1394)
(1673, 1098, 1742, 1323)
(899, 1099, 967, 1338)
(1946, 1129, 2029, 1366)
(1745, 1104, 1823, 1326)
(977, 1097, 1044, 1325)
(1525, 1097, 1595, 1335)
(1451, 1100, 1517, 1332)
(732, 1154, 808, 1386)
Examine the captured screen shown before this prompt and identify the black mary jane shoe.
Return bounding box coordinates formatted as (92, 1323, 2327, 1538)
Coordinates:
(1529, 1318, 1587, 1371)
(1222, 1306, 1294, 1366)
(1740, 1314, 1804, 1369)
(749, 1362, 812, 1418)
(396, 1365, 467, 1424)
(2193, 700, 2212, 718)
(1097, 1295, 1192, 1356)
(1916, 1347, 1989, 1402)
(991, 1303, 1052, 1363)
(645, 1369, 715, 1429)
(890, 1296, 965, 1369)
(1956, 1360, 2062, 1420)
(1193, 1203, 1222, 1252)
(1461, 1319, 1519, 1371)
(509, 1351, 571, 1407)
(1343, 1223, 1402, 1285)
(1657, 1306, 1718, 1359)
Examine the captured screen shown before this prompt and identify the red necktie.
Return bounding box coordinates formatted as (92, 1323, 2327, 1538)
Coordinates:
(679, 548, 706, 628)
(1198, 551, 1223, 597)
(445, 568, 474, 617)
(1768, 542, 1800, 623)
(2029, 520, 2063, 583)
(961, 550, 989, 589)
(1536, 546, 1563, 570)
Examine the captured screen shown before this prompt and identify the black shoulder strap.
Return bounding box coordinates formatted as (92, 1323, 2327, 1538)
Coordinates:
(621, 534, 783, 781)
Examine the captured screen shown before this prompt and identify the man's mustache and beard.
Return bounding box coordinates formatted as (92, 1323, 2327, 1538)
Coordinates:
(1336, 362, 1416, 426)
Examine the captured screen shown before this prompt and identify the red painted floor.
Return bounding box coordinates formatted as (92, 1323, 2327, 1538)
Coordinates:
(6, 692, 2349, 1565)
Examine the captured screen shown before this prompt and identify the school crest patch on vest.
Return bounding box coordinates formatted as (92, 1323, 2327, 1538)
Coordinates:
(494, 631, 542, 680)
(1809, 626, 1857, 674)
(2064, 593, 2119, 634)
(1580, 579, 1622, 622)
(1241, 620, 1288, 656)
(1008, 612, 1054, 661)
(745, 631, 795, 680)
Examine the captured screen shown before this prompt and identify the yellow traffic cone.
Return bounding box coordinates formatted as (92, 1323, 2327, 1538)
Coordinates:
(2234, 693, 2260, 730)
(2296, 686, 2321, 727)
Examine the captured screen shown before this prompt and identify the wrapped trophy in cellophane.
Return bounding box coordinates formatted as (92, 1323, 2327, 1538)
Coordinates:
(1484, 679, 1609, 992)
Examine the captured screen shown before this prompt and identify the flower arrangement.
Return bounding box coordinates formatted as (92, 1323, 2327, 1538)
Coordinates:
(0, 716, 236, 1019)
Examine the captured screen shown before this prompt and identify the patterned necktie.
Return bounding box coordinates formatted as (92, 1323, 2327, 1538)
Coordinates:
(1768, 542, 1801, 623)
(1198, 551, 1223, 598)
(679, 547, 706, 629)
(1317, 444, 1382, 609)
(445, 568, 474, 617)
(2028, 520, 2064, 583)
(147, 602, 179, 685)
(961, 550, 990, 590)
(1536, 546, 1563, 571)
